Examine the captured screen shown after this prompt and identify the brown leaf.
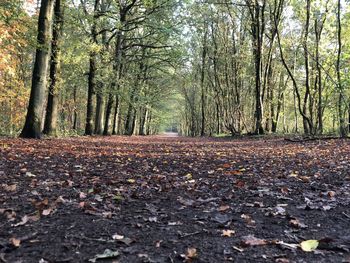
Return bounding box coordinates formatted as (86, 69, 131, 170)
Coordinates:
(186, 247, 197, 259)
(218, 205, 230, 212)
(3, 184, 17, 192)
(327, 191, 336, 198)
(289, 219, 308, 229)
(241, 235, 268, 247)
(221, 229, 235, 237)
(9, 237, 21, 247)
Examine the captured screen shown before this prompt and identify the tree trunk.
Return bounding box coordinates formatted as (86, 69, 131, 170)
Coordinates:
(84, 0, 99, 136)
(112, 95, 120, 135)
(200, 26, 208, 136)
(337, 0, 346, 137)
(94, 91, 105, 134)
(72, 86, 78, 130)
(103, 93, 114, 135)
(20, 0, 55, 138)
(43, 0, 64, 137)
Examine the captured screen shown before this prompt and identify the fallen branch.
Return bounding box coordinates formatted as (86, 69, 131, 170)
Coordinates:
(284, 136, 347, 142)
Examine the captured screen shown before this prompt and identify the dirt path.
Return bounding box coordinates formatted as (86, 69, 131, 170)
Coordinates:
(0, 136, 350, 263)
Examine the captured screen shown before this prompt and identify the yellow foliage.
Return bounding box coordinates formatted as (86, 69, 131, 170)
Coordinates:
(0, 12, 31, 133)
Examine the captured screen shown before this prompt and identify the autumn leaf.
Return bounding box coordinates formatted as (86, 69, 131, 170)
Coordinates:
(3, 184, 17, 192)
(9, 237, 21, 247)
(221, 229, 235, 237)
(241, 235, 268, 247)
(300, 240, 319, 252)
(186, 247, 197, 259)
(42, 208, 52, 216)
(88, 249, 119, 262)
(218, 205, 230, 212)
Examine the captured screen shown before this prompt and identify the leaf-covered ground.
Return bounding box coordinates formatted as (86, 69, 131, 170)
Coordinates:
(1, 136, 350, 263)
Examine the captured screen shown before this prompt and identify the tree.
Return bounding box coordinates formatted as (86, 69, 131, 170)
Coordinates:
(43, 0, 65, 137)
(20, 0, 55, 138)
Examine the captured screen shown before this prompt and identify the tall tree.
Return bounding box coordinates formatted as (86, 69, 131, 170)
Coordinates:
(84, 0, 100, 135)
(20, 0, 55, 138)
(43, 0, 64, 137)
(337, 0, 346, 137)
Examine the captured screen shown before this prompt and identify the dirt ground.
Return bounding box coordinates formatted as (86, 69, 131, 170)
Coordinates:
(1, 136, 350, 263)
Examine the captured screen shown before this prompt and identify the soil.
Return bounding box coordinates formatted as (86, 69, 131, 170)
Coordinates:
(0, 136, 350, 263)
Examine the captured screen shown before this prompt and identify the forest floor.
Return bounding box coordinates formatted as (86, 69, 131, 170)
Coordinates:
(1, 136, 350, 263)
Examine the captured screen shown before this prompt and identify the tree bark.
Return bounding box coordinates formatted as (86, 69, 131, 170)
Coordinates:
(94, 90, 105, 134)
(84, 0, 99, 136)
(337, 0, 346, 137)
(200, 25, 208, 136)
(43, 0, 64, 137)
(20, 0, 55, 138)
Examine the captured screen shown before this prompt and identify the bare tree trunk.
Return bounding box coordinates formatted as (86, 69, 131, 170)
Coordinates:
(94, 91, 105, 134)
(84, 0, 100, 135)
(112, 95, 120, 135)
(20, 0, 55, 138)
(200, 26, 208, 136)
(43, 0, 64, 137)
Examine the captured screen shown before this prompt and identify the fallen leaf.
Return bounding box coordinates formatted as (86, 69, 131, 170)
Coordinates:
(186, 247, 197, 259)
(300, 240, 319, 252)
(127, 179, 135, 183)
(155, 240, 162, 247)
(9, 237, 21, 247)
(25, 172, 36, 177)
(241, 235, 268, 246)
(42, 208, 52, 216)
(218, 205, 230, 212)
(221, 229, 235, 237)
(88, 249, 119, 262)
(112, 234, 124, 240)
(3, 184, 17, 192)
(184, 173, 192, 180)
(327, 191, 336, 198)
(289, 219, 308, 229)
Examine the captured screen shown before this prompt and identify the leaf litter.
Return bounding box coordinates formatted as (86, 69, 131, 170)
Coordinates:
(0, 136, 350, 262)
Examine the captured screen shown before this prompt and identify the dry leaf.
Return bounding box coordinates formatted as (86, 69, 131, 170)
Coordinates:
(42, 208, 52, 216)
(186, 247, 197, 259)
(241, 235, 268, 246)
(155, 240, 162, 248)
(221, 229, 235, 237)
(218, 205, 230, 212)
(3, 184, 17, 192)
(289, 219, 308, 229)
(112, 234, 124, 240)
(9, 237, 21, 247)
(327, 191, 335, 198)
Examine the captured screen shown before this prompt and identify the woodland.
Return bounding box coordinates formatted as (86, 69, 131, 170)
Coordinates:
(1, 0, 350, 262)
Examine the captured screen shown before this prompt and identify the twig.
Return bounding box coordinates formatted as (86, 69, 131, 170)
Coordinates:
(67, 234, 115, 243)
(232, 246, 244, 253)
(178, 231, 202, 238)
(342, 212, 350, 219)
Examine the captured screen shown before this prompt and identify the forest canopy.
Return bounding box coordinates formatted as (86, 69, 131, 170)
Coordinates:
(0, 0, 349, 138)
